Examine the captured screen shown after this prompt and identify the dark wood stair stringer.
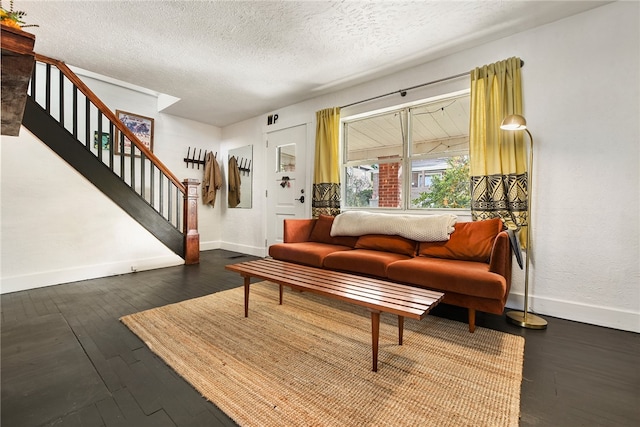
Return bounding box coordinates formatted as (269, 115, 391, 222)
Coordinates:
(22, 97, 184, 257)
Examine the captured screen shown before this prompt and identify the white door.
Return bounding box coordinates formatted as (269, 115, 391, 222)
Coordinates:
(266, 124, 308, 248)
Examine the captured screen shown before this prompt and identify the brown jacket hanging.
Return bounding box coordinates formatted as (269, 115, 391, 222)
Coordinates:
(202, 152, 222, 207)
(228, 156, 241, 207)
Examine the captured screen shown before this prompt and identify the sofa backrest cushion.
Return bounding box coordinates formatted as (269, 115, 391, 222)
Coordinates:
(355, 234, 417, 256)
(418, 218, 503, 262)
(309, 215, 358, 247)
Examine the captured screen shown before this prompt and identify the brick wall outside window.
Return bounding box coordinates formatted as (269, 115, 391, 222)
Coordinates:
(378, 161, 401, 208)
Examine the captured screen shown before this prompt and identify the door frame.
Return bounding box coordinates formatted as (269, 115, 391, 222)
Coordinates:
(263, 120, 314, 250)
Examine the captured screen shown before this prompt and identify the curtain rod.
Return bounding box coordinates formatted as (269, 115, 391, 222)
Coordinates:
(340, 59, 524, 109)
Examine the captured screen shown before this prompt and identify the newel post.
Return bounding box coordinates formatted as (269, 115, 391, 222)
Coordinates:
(183, 178, 200, 265)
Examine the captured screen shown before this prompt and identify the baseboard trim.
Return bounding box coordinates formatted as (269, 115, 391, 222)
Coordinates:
(219, 241, 266, 258)
(199, 240, 221, 251)
(506, 293, 639, 333)
(0, 255, 184, 294)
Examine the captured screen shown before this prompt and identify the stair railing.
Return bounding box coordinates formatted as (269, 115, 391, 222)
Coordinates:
(28, 54, 199, 264)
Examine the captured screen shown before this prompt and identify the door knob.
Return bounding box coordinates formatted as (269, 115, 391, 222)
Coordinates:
(295, 195, 305, 203)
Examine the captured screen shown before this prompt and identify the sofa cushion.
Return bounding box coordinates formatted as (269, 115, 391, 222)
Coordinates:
(309, 215, 358, 247)
(387, 257, 507, 300)
(418, 218, 503, 263)
(269, 242, 352, 268)
(355, 234, 417, 256)
(324, 249, 411, 278)
(283, 218, 315, 243)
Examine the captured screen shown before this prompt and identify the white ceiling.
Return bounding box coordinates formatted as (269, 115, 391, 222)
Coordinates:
(20, 1, 608, 128)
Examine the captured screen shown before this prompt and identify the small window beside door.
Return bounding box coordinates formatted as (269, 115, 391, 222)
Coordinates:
(277, 143, 296, 172)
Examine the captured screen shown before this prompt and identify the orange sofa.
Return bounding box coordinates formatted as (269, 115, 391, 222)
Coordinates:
(268, 215, 513, 332)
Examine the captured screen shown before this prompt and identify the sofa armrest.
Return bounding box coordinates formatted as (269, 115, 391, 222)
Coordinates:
(489, 231, 513, 289)
(283, 219, 316, 243)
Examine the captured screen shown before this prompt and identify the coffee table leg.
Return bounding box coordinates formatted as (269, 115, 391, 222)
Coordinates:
(279, 284, 283, 305)
(398, 315, 404, 345)
(244, 276, 250, 317)
(371, 310, 380, 372)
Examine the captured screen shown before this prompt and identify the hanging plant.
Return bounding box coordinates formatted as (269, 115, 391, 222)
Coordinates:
(0, 0, 38, 29)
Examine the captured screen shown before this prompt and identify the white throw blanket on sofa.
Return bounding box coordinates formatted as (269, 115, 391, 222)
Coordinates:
(330, 211, 457, 242)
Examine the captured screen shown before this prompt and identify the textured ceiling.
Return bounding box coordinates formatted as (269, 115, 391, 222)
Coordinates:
(20, 1, 608, 127)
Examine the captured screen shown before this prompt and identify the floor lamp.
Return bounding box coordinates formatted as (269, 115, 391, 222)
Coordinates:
(500, 114, 548, 329)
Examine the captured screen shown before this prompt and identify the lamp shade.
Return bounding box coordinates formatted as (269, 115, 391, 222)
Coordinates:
(500, 114, 527, 130)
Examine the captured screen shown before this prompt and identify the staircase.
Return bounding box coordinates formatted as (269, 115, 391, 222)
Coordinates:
(3, 47, 200, 263)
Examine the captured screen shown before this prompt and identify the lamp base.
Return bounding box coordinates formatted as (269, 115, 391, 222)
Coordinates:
(506, 310, 548, 329)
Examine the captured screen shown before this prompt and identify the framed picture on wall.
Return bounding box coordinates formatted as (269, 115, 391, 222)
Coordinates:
(115, 110, 154, 157)
(93, 131, 110, 150)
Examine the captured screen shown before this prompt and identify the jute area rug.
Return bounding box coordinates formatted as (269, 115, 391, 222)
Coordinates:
(121, 281, 524, 427)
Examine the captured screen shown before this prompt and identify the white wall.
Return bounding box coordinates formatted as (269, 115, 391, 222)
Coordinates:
(1, 73, 224, 293)
(218, 2, 640, 332)
(217, 118, 267, 255)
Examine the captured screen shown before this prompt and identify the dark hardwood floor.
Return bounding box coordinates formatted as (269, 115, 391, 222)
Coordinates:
(2, 249, 639, 426)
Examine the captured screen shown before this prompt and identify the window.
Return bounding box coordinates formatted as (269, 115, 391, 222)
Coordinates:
(277, 143, 296, 172)
(342, 91, 470, 210)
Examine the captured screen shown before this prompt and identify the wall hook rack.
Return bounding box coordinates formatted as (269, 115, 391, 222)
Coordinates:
(233, 156, 252, 176)
(184, 147, 215, 169)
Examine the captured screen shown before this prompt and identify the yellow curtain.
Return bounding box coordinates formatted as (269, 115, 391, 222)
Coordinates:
(469, 57, 528, 244)
(312, 107, 341, 218)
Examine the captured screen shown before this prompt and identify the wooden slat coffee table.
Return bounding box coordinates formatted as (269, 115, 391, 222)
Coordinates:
(225, 258, 444, 371)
